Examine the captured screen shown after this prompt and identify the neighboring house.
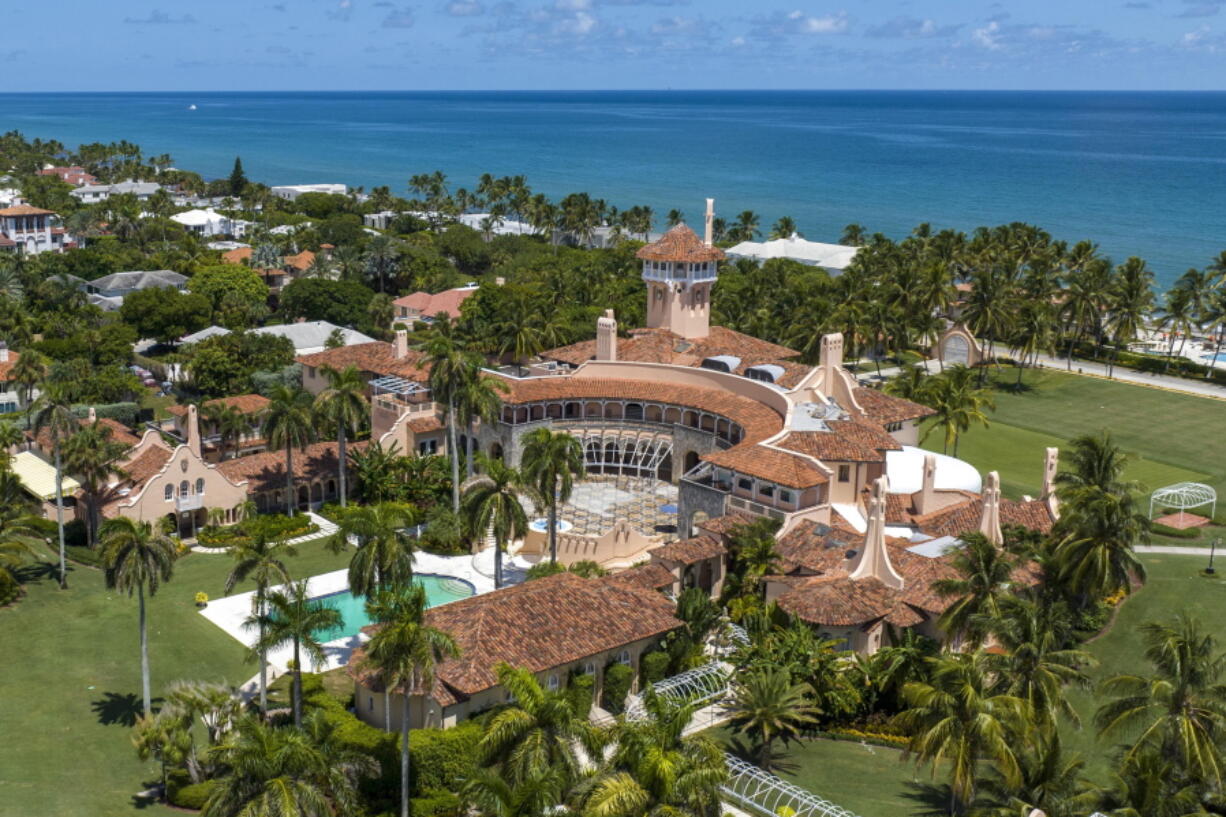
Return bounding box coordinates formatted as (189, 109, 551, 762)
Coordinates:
(179, 320, 376, 356)
(392, 284, 477, 324)
(0, 343, 35, 414)
(0, 205, 67, 255)
(86, 269, 188, 311)
(171, 208, 251, 238)
(726, 235, 859, 273)
(70, 180, 162, 204)
(0, 188, 25, 207)
(166, 394, 270, 461)
(270, 184, 347, 201)
(37, 166, 98, 186)
(347, 571, 683, 730)
(221, 245, 321, 291)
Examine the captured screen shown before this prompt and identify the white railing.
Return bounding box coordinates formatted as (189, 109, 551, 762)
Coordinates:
(722, 755, 862, 817)
(175, 493, 203, 511)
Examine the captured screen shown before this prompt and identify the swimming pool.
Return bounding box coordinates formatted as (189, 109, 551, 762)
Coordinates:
(310, 574, 475, 642)
(529, 518, 573, 534)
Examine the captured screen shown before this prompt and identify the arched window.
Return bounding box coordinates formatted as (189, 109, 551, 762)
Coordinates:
(584, 662, 596, 676)
(164, 484, 174, 501)
(179, 480, 190, 497)
(547, 674, 560, 691)
(195, 478, 205, 495)
(617, 650, 631, 666)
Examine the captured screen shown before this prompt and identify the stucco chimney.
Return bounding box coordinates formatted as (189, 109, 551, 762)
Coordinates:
(0, 341, 8, 363)
(848, 476, 904, 589)
(703, 198, 715, 247)
(494, 276, 506, 286)
(187, 404, 202, 458)
(1042, 447, 1060, 519)
(915, 453, 937, 515)
(979, 471, 1003, 546)
(819, 333, 844, 377)
(394, 329, 409, 360)
(88, 406, 97, 424)
(596, 310, 618, 362)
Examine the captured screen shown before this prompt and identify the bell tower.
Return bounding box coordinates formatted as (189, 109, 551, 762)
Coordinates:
(636, 199, 724, 340)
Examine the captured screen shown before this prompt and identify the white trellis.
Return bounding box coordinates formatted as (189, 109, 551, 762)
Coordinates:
(1149, 482, 1217, 523)
(625, 661, 731, 721)
(721, 754, 863, 817)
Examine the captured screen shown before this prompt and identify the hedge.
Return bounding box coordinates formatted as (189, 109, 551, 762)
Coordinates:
(1152, 522, 1203, 539)
(173, 780, 216, 810)
(639, 650, 670, 687)
(565, 671, 595, 720)
(602, 662, 634, 714)
(410, 789, 464, 817)
(196, 514, 318, 549)
(71, 402, 141, 427)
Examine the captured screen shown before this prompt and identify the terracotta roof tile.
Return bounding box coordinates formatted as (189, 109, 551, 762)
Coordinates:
(407, 415, 444, 434)
(29, 416, 140, 451)
(636, 224, 725, 263)
(218, 440, 368, 493)
(607, 562, 677, 590)
(283, 250, 316, 271)
(696, 513, 754, 537)
(0, 350, 20, 381)
(221, 247, 253, 266)
(393, 287, 476, 320)
(166, 394, 270, 418)
(777, 419, 901, 464)
(297, 342, 430, 382)
(124, 446, 173, 489)
(911, 496, 1055, 538)
(649, 535, 726, 565)
(852, 387, 936, 425)
(0, 204, 55, 216)
(703, 444, 827, 489)
(776, 575, 926, 628)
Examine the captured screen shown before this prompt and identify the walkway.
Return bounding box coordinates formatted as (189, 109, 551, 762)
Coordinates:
(1137, 543, 1223, 556)
(189, 510, 338, 554)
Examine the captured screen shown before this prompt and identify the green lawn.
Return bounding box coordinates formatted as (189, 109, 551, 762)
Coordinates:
(920, 368, 1226, 506)
(0, 536, 349, 817)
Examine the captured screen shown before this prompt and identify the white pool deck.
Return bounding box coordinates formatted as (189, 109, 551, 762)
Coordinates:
(198, 541, 536, 696)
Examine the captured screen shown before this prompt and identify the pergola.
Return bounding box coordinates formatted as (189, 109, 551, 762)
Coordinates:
(722, 754, 862, 817)
(1149, 482, 1217, 523)
(624, 661, 730, 721)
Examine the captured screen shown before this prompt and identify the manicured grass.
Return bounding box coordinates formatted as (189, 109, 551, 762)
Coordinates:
(138, 391, 177, 422)
(920, 367, 1226, 503)
(0, 536, 350, 817)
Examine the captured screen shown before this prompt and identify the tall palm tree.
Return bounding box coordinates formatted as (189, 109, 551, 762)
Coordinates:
(360, 584, 460, 817)
(1104, 257, 1155, 378)
(62, 419, 130, 547)
(423, 331, 474, 513)
(478, 663, 591, 784)
(1154, 286, 1198, 373)
(769, 216, 799, 240)
(462, 454, 528, 589)
(33, 385, 78, 589)
(931, 532, 1016, 647)
(1056, 488, 1149, 600)
(519, 427, 584, 565)
(919, 365, 994, 457)
(313, 364, 368, 507)
(201, 402, 248, 461)
(0, 485, 48, 601)
(249, 580, 342, 727)
(898, 652, 1028, 815)
(1095, 614, 1226, 787)
(100, 517, 178, 716)
(261, 385, 315, 517)
(330, 502, 417, 598)
(225, 532, 295, 715)
(974, 731, 1096, 817)
(733, 210, 761, 242)
(10, 348, 45, 421)
(203, 712, 375, 817)
(1055, 430, 1137, 497)
(457, 370, 508, 480)
(463, 767, 566, 817)
(727, 668, 818, 771)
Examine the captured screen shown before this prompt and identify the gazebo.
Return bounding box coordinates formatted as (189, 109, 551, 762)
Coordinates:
(1149, 482, 1217, 527)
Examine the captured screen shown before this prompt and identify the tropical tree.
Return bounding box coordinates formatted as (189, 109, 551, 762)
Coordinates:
(1055, 488, 1149, 600)
(330, 502, 417, 598)
(478, 663, 591, 785)
(727, 668, 818, 771)
(769, 216, 799, 240)
(225, 532, 295, 714)
(919, 365, 995, 457)
(248, 579, 342, 727)
(463, 767, 566, 817)
(262, 385, 316, 517)
(1054, 430, 1137, 497)
(202, 402, 249, 462)
(974, 731, 1096, 817)
(313, 364, 368, 507)
(62, 418, 131, 547)
(1103, 257, 1155, 378)
(0, 484, 48, 601)
(32, 385, 77, 588)
(462, 454, 528, 589)
(897, 652, 1028, 815)
(457, 369, 508, 479)
(1095, 614, 1226, 787)
(423, 330, 476, 512)
(100, 517, 179, 716)
(360, 584, 461, 817)
(931, 532, 1016, 646)
(519, 427, 584, 565)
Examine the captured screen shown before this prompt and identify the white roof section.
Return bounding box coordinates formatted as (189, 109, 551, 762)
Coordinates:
(457, 212, 535, 236)
(885, 446, 983, 495)
(89, 269, 188, 292)
(12, 451, 81, 501)
(71, 180, 162, 198)
(726, 235, 860, 271)
(180, 325, 233, 345)
(906, 535, 960, 558)
(181, 320, 376, 353)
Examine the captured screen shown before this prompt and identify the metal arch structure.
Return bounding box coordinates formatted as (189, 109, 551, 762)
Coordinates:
(721, 754, 863, 817)
(625, 661, 731, 721)
(1149, 482, 1217, 521)
(554, 422, 675, 480)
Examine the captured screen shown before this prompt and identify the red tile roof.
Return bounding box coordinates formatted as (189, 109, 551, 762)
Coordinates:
(777, 419, 901, 464)
(283, 250, 315, 271)
(696, 512, 754, 537)
(217, 440, 368, 493)
(0, 350, 19, 381)
(297, 341, 430, 382)
(649, 535, 726, 566)
(852, 387, 936, 425)
(29, 416, 140, 451)
(703, 444, 828, 489)
(221, 247, 253, 265)
(607, 563, 677, 590)
(124, 446, 173, 489)
(636, 224, 725, 263)
(910, 496, 1056, 538)
(166, 394, 270, 418)
(394, 287, 476, 320)
(0, 205, 55, 216)
(776, 575, 926, 628)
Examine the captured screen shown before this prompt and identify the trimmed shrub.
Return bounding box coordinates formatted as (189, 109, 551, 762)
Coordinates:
(565, 671, 595, 720)
(196, 514, 318, 549)
(71, 402, 140, 427)
(639, 649, 670, 687)
(1152, 522, 1202, 539)
(410, 789, 464, 817)
(601, 662, 634, 714)
(0, 572, 21, 606)
(172, 780, 217, 810)
(410, 719, 482, 794)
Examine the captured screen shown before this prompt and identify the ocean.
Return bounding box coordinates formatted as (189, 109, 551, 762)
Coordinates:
(2, 90, 1224, 290)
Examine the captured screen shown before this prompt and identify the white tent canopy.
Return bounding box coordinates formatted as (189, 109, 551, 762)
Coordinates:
(1149, 482, 1217, 521)
(726, 234, 860, 271)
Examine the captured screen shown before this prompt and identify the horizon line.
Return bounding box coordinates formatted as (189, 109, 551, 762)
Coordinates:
(2, 87, 1226, 95)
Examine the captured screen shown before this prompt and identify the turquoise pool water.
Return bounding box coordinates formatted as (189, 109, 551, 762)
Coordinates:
(311, 575, 475, 642)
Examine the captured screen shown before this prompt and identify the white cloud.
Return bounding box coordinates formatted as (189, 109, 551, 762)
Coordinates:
(445, 0, 485, 14)
(972, 20, 1002, 49)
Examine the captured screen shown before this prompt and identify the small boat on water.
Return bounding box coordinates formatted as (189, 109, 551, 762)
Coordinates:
(188, 104, 197, 111)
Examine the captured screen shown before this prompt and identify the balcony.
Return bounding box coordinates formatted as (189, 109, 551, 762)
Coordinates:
(175, 493, 203, 512)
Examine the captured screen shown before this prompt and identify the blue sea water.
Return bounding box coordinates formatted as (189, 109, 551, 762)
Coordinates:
(2, 90, 1224, 289)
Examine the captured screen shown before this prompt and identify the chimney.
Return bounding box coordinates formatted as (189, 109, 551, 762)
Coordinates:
(88, 406, 97, 424)
(596, 309, 618, 362)
(187, 404, 202, 457)
(394, 329, 409, 360)
(979, 471, 1003, 546)
(915, 453, 937, 515)
(703, 198, 715, 247)
(819, 333, 844, 378)
(848, 476, 904, 589)
(1042, 447, 1060, 519)
(494, 276, 506, 286)
(0, 341, 8, 363)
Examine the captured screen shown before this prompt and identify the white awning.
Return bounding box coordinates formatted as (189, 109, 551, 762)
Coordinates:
(12, 451, 80, 501)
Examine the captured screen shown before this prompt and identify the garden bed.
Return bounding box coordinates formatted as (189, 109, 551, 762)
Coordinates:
(196, 514, 320, 550)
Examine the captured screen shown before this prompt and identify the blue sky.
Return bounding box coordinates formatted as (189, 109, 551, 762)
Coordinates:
(8, 0, 1226, 90)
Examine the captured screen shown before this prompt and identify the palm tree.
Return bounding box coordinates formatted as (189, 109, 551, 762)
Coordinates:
(1055, 430, 1137, 497)
(422, 331, 474, 513)
(261, 385, 315, 517)
(313, 365, 368, 507)
(1154, 286, 1198, 373)
(365, 234, 401, 293)
(0, 488, 48, 601)
(727, 668, 818, 771)
(203, 712, 375, 817)
(463, 767, 566, 817)
(62, 419, 131, 547)
(919, 366, 994, 457)
(249, 580, 341, 727)
(360, 584, 460, 817)
(33, 385, 78, 589)
(1056, 488, 1149, 600)
(974, 731, 1096, 817)
(10, 348, 45, 421)
(1104, 257, 1155, 378)
(666, 209, 685, 228)
(478, 663, 591, 784)
(330, 502, 417, 598)
(462, 454, 528, 589)
(769, 216, 799, 240)
(519, 427, 584, 565)
(457, 369, 508, 480)
(897, 652, 1027, 815)
(931, 532, 1016, 646)
(225, 532, 295, 715)
(202, 402, 248, 461)
(1095, 614, 1226, 787)
(100, 517, 178, 716)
